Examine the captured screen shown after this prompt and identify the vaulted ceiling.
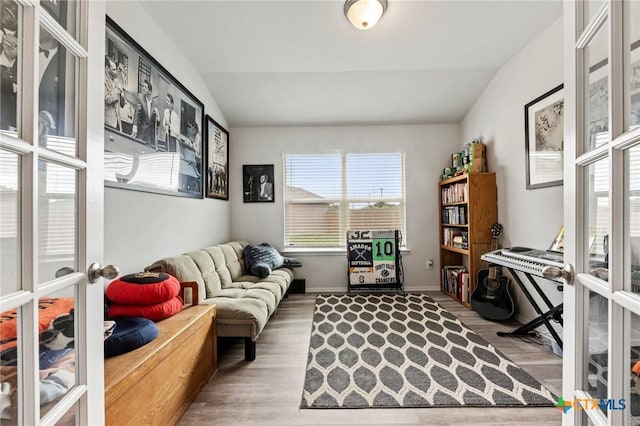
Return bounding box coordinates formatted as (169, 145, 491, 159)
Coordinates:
(140, 0, 563, 127)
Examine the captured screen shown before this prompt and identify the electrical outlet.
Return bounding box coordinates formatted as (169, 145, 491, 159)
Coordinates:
(427, 259, 434, 270)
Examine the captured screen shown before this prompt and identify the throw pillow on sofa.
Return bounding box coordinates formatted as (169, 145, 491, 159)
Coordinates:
(244, 243, 285, 278)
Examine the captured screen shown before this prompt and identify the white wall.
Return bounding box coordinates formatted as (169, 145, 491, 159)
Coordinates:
(461, 18, 564, 325)
(103, 3, 565, 320)
(230, 124, 459, 292)
(104, 2, 230, 276)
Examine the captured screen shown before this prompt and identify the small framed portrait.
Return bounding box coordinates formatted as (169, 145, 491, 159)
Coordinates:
(205, 116, 229, 200)
(243, 164, 274, 203)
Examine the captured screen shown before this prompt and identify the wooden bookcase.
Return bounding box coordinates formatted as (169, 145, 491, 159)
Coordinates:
(439, 172, 497, 309)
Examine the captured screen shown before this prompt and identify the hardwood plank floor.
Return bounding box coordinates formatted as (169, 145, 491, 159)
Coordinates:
(179, 292, 563, 426)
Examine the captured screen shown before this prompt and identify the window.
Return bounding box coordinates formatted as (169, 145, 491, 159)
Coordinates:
(284, 153, 406, 249)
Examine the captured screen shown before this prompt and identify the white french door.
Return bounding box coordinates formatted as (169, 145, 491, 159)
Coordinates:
(0, 1, 106, 425)
(563, 1, 640, 425)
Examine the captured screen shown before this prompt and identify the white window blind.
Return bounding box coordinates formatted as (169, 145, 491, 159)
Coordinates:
(284, 153, 405, 248)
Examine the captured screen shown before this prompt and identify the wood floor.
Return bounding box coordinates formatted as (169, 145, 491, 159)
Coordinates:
(179, 292, 563, 426)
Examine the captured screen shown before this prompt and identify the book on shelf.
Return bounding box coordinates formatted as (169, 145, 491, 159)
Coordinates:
(441, 182, 469, 204)
(460, 272, 470, 303)
(443, 229, 468, 249)
(441, 265, 467, 297)
(442, 205, 467, 225)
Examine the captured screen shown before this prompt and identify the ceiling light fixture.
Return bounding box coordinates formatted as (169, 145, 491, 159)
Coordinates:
(344, 0, 387, 30)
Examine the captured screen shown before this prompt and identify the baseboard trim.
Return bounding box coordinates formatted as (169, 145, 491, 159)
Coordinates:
(303, 285, 440, 294)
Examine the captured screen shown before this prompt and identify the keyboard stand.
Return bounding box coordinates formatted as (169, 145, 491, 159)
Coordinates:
(494, 266, 563, 350)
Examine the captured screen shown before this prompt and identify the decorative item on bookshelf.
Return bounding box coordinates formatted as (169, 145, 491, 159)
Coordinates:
(440, 138, 487, 181)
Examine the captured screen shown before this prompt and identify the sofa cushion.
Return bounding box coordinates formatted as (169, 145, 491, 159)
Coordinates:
(203, 246, 233, 288)
(106, 272, 180, 305)
(184, 250, 222, 297)
(239, 280, 284, 302)
(220, 243, 245, 281)
(257, 270, 291, 295)
(145, 255, 205, 303)
(202, 296, 269, 332)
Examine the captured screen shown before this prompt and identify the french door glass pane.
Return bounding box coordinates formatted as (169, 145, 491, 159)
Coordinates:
(38, 26, 76, 156)
(39, 289, 77, 420)
(0, 0, 21, 135)
(629, 312, 640, 424)
(41, 0, 77, 42)
(586, 158, 610, 281)
(586, 291, 609, 418)
(38, 160, 76, 284)
(50, 400, 77, 426)
(628, 145, 640, 293)
(0, 307, 20, 425)
(0, 149, 20, 293)
(585, 0, 605, 26)
(585, 20, 610, 150)
(627, 1, 640, 132)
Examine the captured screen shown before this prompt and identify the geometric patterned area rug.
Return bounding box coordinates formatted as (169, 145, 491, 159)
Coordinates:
(300, 293, 556, 409)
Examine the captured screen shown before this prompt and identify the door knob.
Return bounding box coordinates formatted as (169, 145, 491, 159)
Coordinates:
(542, 263, 575, 285)
(87, 262, 119, 284)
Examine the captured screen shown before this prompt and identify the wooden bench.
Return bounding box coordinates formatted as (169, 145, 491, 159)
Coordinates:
(105, 304, 217, 426)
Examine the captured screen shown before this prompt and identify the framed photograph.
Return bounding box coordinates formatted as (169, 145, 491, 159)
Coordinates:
(243, 164, 274, 203)
(524, 84, 564, 189)
(587, 39, 640, 146)
(630, 40, 640, 129)
(103, 17, 204, 198)
(587, 58, 608, 148)
(205, 116, 229, 200)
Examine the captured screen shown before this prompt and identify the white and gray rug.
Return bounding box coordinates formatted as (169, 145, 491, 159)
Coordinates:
(300, 293, 556, 408)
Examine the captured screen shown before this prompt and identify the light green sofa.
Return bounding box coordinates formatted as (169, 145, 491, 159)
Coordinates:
(145, 241, 293, 361)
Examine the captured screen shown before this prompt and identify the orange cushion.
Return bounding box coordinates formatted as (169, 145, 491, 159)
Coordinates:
(0, 297, 74, 352)
(107, 296, 183, 321)
(106, 272, 180, 305)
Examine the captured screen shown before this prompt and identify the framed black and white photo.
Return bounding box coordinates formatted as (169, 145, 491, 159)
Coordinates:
(205, 116, 229, 200)
(243, 164, 274, 203)
(524, 84, 564, 189)
(586, 39, 640, 145)
(103, 17, 204, 198)
(629, 40, 640, 130)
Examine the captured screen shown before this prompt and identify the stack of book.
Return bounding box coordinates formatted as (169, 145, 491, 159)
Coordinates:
(442, 205, 467, 225)
(441, 265, 471, 303)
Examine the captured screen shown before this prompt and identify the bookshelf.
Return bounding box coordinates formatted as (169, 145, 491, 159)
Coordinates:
(439, 172, 497, 308)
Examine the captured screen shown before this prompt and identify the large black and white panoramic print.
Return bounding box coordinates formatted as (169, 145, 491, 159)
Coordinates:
(104, 17, 204, 198)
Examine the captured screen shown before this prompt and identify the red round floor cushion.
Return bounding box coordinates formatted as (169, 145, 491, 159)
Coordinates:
(106, 272, 180, 305)
(108, 296, 183, 321)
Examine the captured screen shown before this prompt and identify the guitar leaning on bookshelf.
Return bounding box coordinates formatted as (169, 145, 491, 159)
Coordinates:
(470, 223, 515, 321)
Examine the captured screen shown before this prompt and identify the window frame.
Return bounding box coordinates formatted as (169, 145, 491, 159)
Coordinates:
(283, 152, 407, 251)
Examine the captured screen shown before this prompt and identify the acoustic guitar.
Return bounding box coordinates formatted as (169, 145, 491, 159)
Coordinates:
(471, 224, 515, 321)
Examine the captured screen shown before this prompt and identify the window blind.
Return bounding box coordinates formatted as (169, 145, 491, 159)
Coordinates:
(284, 153, 405, 248)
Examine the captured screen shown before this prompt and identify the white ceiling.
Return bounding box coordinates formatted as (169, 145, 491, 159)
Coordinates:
(139, 0, 563, 127)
